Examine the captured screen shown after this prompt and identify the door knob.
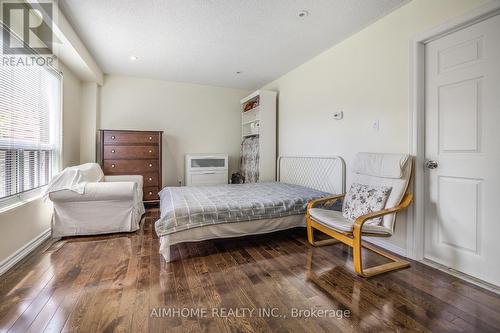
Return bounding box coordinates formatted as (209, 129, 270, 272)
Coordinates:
(425, 160, 438, 169)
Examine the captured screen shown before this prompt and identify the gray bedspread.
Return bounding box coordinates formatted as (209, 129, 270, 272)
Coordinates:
(155, 182, 330, 237)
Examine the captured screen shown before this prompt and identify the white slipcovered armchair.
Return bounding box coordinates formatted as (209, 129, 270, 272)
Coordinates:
(47, 163, 145, 237)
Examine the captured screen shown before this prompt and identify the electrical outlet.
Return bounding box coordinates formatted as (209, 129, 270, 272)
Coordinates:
(333, 111, 343, 120)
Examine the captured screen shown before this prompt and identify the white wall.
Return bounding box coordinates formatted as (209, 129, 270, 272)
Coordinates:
(99, 75, 249, 186)
(0, 199, 53, 271)
(0, 62, 83, 265)
(262, 0, 488, 251)
(61, 62, 82, 167)
(80, 82, 99, 163)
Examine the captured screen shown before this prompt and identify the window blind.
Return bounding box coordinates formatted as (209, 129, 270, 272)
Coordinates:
(0, 48, 61, 202)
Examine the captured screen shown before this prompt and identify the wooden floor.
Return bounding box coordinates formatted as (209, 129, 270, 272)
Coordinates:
(1, 210, 500, 333)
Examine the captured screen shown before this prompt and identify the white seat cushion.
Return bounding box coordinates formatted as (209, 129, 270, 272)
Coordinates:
(309, 208, 393, 235)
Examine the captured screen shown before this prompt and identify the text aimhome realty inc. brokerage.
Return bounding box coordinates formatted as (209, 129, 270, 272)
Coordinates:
(150, 307, 351, 319)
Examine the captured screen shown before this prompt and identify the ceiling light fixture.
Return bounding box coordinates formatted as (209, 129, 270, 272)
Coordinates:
(297, 10, 309, 18)
(130, 55, 138, 61)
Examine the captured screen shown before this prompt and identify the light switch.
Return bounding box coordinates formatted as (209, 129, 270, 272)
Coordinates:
(372, 120, 379, 131)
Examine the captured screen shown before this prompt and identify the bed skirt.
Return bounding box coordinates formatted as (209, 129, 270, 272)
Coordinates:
(159, 214, 306, 262)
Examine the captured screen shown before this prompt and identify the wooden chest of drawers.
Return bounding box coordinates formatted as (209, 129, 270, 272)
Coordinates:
(99, 130, 163, 203)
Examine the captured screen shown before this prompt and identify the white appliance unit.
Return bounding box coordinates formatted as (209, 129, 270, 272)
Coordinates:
(185, 154, 229, 186)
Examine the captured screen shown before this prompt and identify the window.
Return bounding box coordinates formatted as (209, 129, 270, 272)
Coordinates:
(0, 46, 61, 206)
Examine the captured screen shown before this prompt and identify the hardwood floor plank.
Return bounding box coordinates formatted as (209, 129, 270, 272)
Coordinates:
(41, 241, 106, 333)
(184, 246, 230, 333)
(113, 237, 142, 333)
(214, 241, 300, 331)
(284, 237, 451, 332)
(209, 244, 275, 333)
(171, 248, 202, 332)
(176, 245, 215, 333)
(263, 241, 392, 332)
(239, 241, 346, 332)
(3, 239, 85, 332)
(60, 240, 111, 332)
(22, 260, 84, 333)
(93, 240, 131, 332)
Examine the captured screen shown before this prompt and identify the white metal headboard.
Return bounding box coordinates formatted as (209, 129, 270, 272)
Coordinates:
(278, 156, 346, 194)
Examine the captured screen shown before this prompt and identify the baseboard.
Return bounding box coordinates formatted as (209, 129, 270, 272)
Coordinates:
(0, 228, 51, 276)
(422, 259, 500, 295)
(365, 239, 500, 293)
(365, 238, 407, 257)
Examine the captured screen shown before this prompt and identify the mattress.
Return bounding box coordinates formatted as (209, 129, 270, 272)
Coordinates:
(154, 182, 330, 237)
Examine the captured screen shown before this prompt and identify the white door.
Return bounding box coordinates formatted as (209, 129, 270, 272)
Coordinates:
(424, 14, 500, 287)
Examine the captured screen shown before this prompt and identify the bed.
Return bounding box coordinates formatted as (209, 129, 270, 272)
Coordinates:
(155, 156, 345, 262)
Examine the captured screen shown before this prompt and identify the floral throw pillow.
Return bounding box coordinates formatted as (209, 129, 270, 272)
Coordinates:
(342, 183, 392, 225)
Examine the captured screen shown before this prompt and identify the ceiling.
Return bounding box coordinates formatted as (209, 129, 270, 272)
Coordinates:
(59, 0, 409, 89)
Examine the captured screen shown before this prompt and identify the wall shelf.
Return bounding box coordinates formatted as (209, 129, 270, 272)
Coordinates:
(242, 106, 260, 114)
(242, 119, 260, 125)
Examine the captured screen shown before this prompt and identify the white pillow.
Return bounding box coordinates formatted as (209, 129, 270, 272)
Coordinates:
(342, 183, 392, 225)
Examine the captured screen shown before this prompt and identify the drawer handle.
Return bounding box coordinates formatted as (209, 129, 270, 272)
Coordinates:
(111, 164, 115, 168)
(111, 149, 115, 153)
(148, 136, 153, 140)
(148, 149, 152, 153)
(148, 177, 153, 181)
(111, 135, 116, 140)
(148, 163, 153, 167)
(148, 191, 153, 195)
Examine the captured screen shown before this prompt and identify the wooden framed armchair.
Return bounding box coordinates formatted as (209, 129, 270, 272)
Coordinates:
(306, 153, 413, 278)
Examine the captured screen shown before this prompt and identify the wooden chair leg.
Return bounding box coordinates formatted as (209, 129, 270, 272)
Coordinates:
(307, 218, 340, 247)
(360, 242, 410, 277)
(353, 233, 363, 275)
(352, 234, 410, 278)
(306, 216, 315, 245)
